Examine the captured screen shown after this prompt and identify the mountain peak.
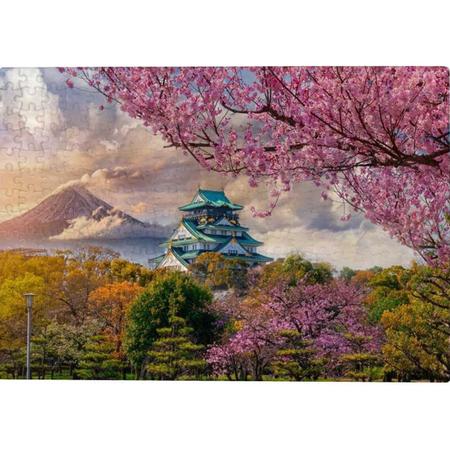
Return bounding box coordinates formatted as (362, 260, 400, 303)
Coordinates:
(0, 183, 163, 240)
(51, 182, 103, 200)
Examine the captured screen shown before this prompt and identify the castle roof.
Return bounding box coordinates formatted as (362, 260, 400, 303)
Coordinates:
(159, 218, 263, 248)
(149, 247, 190, 270)
(197, 223, 249, 232)
(179, 189, 243, 211)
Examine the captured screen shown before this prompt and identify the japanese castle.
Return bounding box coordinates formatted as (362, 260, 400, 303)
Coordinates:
(150, 188, 273, 271)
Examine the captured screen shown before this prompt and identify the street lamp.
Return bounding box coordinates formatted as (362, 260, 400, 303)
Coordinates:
(24, 293, 35, 380)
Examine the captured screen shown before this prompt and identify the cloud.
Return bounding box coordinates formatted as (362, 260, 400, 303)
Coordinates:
(50, 212, 163, 241)
(257, 222, 416, 270)
(52, 166, 147, 192)
(130, 202, 148, 214)
(0, 68, 65, 135)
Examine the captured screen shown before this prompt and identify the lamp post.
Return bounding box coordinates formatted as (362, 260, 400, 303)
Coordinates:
(24, 293, 35, 380)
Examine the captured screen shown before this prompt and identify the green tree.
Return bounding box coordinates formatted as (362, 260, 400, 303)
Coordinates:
(340, 353, 382, 381)
(76, 335, 121, 380)
(147, 316, 206, 380)
(366, 266, 411, 323)
(125, 271, 214, 378)
(258, 254, 333, 288)
(339, 266, 357, 282)
(35, 318, 101, 379)
(339, 334, 382, 381)
(271, 329, 323, 381)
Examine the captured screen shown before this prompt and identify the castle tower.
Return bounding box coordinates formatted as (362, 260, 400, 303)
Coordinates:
(149, 188, 273, 271)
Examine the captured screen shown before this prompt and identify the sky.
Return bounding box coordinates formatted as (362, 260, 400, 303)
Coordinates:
(0, 68, 416, 269)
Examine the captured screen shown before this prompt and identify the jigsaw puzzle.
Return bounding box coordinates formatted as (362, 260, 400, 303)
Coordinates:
(0, 67, 448, 381)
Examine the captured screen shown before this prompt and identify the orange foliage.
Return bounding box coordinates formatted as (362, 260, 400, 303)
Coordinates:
(88, 282, 143, 359)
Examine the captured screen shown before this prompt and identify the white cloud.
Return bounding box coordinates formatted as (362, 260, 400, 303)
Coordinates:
(50, 213, 161, 241)
(0, 68, 64, 134)
(130, 202, 148, 214)
(257, 223, 416, 270)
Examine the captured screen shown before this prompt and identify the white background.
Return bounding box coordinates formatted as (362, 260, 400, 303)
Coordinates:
(1, 1, 449, 449)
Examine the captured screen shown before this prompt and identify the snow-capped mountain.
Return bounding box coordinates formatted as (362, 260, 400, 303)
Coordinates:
(0, 185, 167, 240)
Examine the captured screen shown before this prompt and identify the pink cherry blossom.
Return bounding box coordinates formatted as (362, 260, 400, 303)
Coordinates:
(206, 278, 382, 379)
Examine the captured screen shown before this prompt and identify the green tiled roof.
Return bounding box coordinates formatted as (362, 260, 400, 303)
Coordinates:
(179, 189, 243, 211)
(148, 248, 190, 269)
(214, 237, 265, 258)
(148, 254, 165, 264)
(239, 232, 263, 246)
(225, 253, 273, 263)
(197, 223, 249, 232)
(199, 189, 238, 205)
(161, 235, 261, 249)
(167, 248, 190, 268)
(160, 221, 262, 248)
(183, 218, 218, 242)
(179, 250, 201, 259)
(159, 238, 196, 248)
(214, 237, 243, 254)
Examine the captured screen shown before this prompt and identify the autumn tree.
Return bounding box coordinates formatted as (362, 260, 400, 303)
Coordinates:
(110, 258, 155, 286)
(190, 252, 249, 292)
(51, 247, 120, 326)
(257, 254, 333, 288)
(88, 281, 143, 376)
(351, 269, 377, 287)
(0, 272, 50, 378)
(381, 264, 450, 381)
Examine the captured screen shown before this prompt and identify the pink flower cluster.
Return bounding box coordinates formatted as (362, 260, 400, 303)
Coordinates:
(206, 279, 382, 379)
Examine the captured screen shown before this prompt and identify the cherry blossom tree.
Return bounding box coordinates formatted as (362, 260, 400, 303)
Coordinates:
(206, 278, 382, 379)
(61, 67, 450, 261)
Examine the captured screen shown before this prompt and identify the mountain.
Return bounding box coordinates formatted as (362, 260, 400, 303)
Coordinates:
(0, 185, 167, 240)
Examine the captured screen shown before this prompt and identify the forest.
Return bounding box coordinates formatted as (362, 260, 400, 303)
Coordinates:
(0, 247, 448, 381)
